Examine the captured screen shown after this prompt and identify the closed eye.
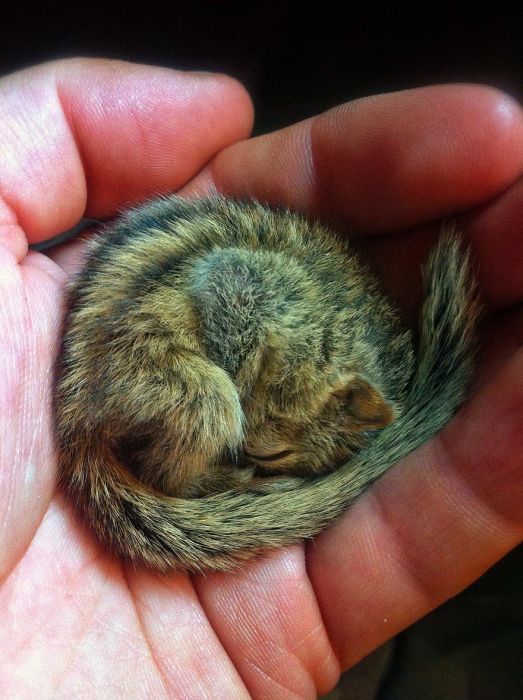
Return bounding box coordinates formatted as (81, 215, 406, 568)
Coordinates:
(245, 449, 293, 462)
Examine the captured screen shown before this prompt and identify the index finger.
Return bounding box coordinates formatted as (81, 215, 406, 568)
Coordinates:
(207, 84, 523, 233)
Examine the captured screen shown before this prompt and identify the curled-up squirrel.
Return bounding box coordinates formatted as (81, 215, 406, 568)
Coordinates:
(55, 195, 478, 572)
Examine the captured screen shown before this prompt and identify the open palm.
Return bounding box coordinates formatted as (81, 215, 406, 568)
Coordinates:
(1, 60, 522, 698)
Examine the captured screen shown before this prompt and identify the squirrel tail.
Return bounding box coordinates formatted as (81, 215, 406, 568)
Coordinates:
(61, 228, 479, 572)
(343, 226, 480, 484)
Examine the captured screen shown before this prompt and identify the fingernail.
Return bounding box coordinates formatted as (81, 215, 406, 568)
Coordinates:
(188, 70, 218, 78)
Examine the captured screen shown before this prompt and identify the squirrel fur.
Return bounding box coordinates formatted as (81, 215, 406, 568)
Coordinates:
(55, 195, 478, 572)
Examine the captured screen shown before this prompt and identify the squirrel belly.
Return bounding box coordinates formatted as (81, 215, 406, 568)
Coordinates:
(55, 197, 478, 572)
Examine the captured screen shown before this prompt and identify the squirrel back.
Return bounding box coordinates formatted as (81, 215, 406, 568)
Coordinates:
(55, 197, 478, 572)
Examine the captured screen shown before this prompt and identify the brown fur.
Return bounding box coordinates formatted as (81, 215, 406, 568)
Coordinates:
(55, 196, 478, 571)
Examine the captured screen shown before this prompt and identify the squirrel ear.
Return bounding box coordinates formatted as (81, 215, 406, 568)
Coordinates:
(331, 374, 395, 429)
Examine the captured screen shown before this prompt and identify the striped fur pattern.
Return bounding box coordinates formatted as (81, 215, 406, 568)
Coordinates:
(55, 196, 478, 571)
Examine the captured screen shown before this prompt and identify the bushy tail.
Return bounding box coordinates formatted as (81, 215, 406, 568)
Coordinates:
(62, 230, 479, 572)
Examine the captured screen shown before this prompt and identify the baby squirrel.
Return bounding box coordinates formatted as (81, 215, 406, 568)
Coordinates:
(55, 195, 478, 572)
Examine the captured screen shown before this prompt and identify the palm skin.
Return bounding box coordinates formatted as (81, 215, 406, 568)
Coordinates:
(0, 60, 522, 698)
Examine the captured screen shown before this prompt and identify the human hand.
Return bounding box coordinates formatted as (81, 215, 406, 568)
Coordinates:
(197, 83, 523, 691)
(1, 60, 522, 698)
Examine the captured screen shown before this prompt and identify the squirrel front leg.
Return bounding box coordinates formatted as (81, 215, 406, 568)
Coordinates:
(110, 351, 245, 497)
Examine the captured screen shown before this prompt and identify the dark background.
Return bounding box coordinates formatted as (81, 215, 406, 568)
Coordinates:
(1, 1, 522, 135)
(2, 2, 522, 697)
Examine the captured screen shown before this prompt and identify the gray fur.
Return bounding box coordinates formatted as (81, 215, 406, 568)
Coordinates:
(55, 197, 478, 572)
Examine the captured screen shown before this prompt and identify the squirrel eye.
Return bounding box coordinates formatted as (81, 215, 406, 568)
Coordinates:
(245, 449, 293, 462)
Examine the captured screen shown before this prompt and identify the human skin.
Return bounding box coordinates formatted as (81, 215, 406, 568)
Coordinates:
(0, 59, 522, 698)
